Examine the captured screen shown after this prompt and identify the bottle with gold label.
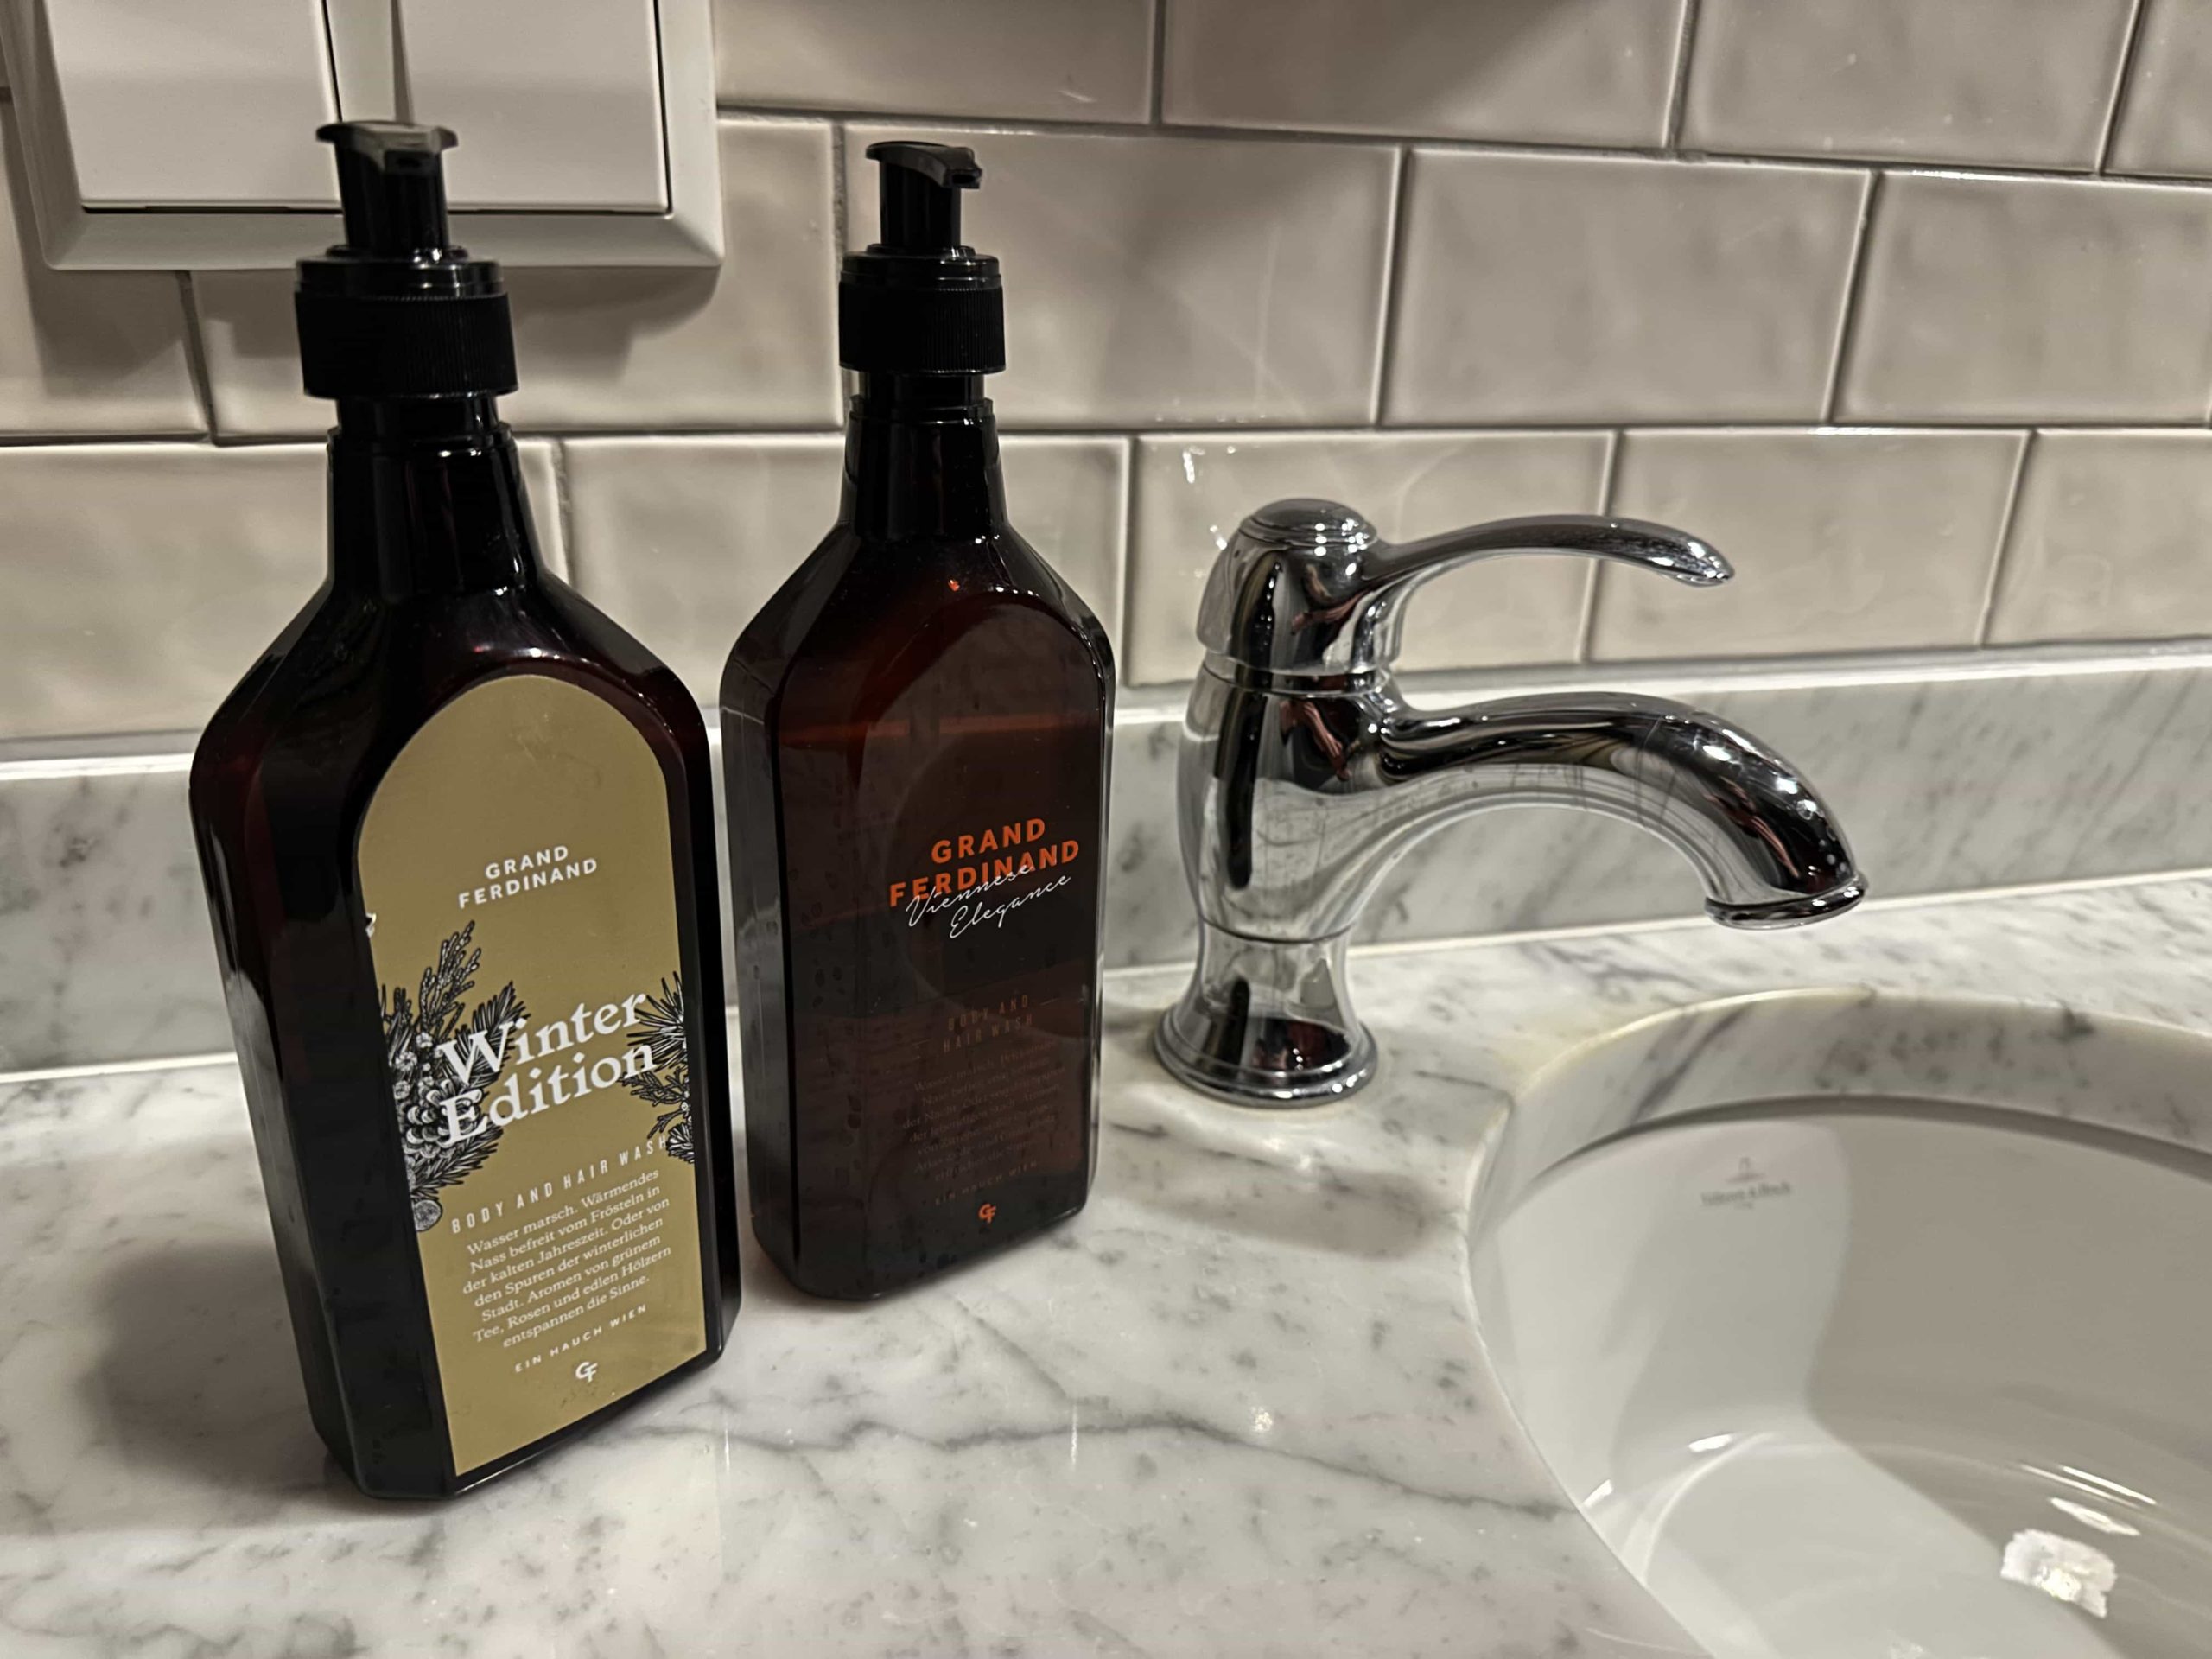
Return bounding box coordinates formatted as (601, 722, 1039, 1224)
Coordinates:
(188, 124, 735, 1498)
(723, 143, 1116, 1300)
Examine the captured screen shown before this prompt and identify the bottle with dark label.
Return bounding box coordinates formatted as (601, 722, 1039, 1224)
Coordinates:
(723, 142, 1116, 1300)
(188, 124, 736, 1498)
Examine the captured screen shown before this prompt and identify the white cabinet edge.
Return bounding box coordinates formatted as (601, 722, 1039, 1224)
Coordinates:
(0, 0, 724, 269)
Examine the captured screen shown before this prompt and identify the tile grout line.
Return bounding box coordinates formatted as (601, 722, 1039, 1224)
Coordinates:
(22, 416, 2212, 451)
(829, 121, 849, 266)
(174, 273, 220, 440)
(712, 99, 2212, 193)
(0, 430, 233, 449)
(1575, 429, 1629, 662)
(1972, 429, 2038, 646)
(1359, 414, 2212, 435)
(1114, 434, 1140, 662)
(1147, 0, 1170, 125)
(831, 120, 859, 408)
(2095, 0, 2152, 174)
(31, 416, 2212, 450)
(1369, 145, 1414, 424)
(516, 416, 2212, 438)
(545, 438, 578, 582)
(1662, 0, 1704, 149)
(1821, 170, 1884, 423)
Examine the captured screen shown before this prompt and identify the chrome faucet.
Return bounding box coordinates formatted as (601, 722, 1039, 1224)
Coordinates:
(1154, 499, 1866, 1106)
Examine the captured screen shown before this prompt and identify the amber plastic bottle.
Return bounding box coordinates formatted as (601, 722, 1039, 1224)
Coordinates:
(189, 124, 734, 1498)
(723, 143, 1115, 1300)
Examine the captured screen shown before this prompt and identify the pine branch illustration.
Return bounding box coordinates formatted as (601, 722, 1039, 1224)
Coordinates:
(381, 922, 527, 1228)
(626, 1069, 691, 1107)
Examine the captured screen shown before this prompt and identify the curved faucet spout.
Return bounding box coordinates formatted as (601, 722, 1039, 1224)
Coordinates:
(1376, 690, 1862, 929)
(1157, 673, 1866, 1105)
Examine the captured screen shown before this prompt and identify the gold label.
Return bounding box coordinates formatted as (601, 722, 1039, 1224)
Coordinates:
(359, 673, 707, 1476)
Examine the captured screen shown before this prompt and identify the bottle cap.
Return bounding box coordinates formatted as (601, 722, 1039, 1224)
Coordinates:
(294, 123, 518, 401)
(839, 141, 1006, 376)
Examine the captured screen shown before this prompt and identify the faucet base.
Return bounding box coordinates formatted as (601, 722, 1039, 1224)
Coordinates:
(1154, 926, 1378, 1106)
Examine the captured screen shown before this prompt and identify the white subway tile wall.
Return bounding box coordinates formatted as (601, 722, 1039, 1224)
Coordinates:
(565, 435, 845, 699)
(714, 0, 1157, 124)
(1593, 429, 2024, 660)
(0, 446, 320, 740)
(1682, 0, 2138, 168)
(6, 0, 2212, 747)
(1388, 150, 1866, 423)
(1160, 0, 1686, 146)
(1987, 430, 2212, 645)
(1839, 173, 2212, 421)
(0, 442, 564, 741)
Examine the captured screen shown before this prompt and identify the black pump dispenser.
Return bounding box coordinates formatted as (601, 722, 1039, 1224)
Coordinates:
(295, 122, 518, 402)
(838, 141, 1005, 376)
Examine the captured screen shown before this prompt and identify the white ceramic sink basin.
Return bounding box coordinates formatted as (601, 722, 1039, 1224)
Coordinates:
(1468, 993, 2212, 1658)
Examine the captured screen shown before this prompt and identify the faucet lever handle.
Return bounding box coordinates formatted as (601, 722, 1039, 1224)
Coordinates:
(1379, 512, 1730, 588)
(1197, 497, 1731, 677)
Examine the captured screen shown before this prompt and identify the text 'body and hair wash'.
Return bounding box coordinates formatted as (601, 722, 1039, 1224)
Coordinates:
(723, 142, 1116, 1300)
(189, 124, 737, 1498)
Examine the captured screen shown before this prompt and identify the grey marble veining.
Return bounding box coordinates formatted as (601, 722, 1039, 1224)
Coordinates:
(13, 650, 2212, 1072)
(0, 757, 220, 1071)
(6, 872, 2212, 1655)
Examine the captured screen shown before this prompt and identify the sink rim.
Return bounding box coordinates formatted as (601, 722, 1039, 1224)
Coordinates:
(1470, 986, 2212, 1243)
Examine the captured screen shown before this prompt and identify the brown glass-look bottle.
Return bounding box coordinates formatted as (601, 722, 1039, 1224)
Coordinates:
(723, 143, 1114, 1300)
(190, 124, 734, 1498)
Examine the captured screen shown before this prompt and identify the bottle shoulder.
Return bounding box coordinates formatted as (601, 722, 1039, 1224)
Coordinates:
(723, 524, 1115, 720)
(194, 577, 705, 833)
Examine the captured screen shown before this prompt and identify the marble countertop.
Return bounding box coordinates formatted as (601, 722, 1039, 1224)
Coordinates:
(5, 873, 2211, 1658)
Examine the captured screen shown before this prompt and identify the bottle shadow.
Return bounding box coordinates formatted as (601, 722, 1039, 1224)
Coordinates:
(21, 1236, 380, 1535)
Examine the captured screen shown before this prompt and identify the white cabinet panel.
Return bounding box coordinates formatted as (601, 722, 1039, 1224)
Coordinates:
(45, 0, 336, 207)
(397, 0, 669, 212)
(1, 0, 719, 265)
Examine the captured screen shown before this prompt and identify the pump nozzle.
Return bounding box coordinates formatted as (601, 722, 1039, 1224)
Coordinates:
(867, 141, 982, 251)
(840, 142, 1005, 376)
(319, 121, 458, 257)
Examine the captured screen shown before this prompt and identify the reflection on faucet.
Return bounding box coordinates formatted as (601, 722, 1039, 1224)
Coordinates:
(1155, 499, 1866, 1106)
